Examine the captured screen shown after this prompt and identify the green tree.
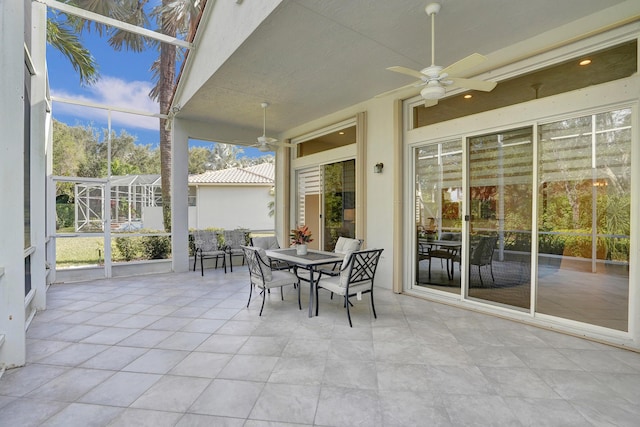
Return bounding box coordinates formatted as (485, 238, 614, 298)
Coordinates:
(188, 146, 212, 174)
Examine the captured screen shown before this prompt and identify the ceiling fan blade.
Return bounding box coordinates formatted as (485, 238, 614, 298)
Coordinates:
(448, 77, 497, 92)
(387, 66, 425, 80)
(440, 53, 487, 77)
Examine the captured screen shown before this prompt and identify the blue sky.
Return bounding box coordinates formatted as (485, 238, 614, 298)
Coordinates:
(47, 6, 264, 157)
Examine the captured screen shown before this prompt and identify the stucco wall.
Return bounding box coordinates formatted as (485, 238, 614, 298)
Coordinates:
(282, 98, 398, 291)
(193, 185, 274, 231)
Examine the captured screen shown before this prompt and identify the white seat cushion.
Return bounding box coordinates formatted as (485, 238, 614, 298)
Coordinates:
(259, 270, 298, 290)
(317, 275, 372, 296)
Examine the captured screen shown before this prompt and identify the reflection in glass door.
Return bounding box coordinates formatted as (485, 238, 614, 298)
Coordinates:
(467, 128, 533, 310)
(322, 159, 356, 251)
(537, 109, 630, 331)
(414, 140, 463, 294)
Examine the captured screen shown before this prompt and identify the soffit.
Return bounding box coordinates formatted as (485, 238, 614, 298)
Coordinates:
(176, 0, 629, 142)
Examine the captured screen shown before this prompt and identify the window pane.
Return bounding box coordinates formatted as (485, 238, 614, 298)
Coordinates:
(323, 159, 356, 251)
(467, 127, 533, 310)
(415, 139, 463, 293)
(537, 109, 631, 331)
(297, 125, 355, 157)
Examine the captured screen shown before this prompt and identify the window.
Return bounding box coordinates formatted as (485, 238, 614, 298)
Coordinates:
(413, 40, 637, 129)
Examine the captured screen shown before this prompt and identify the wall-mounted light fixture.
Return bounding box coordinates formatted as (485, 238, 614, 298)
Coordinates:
(374, 162, 384, 174)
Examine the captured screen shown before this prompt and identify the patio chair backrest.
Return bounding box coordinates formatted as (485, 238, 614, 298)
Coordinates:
(470, 235, 497, 267)
(440, 232, 461, 241)
(251, 236, 280, 250)
(194, 230, 222, 252)
(241, 245, 272, 282)
(334, 237, 363, 254)
(339, 248, 384, 288)
(224, 229, 249, 249)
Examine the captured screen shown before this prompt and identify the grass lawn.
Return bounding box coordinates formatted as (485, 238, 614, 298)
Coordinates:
(56, 237, 104, 267)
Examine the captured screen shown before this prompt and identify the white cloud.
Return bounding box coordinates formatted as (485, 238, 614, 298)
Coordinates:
(51, 76, 160, 131)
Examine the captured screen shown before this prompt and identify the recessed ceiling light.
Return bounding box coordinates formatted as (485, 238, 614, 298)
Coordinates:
(579, 59, 592, 66)
(463, 94, 472, 99)
(338, 131, 345, 135)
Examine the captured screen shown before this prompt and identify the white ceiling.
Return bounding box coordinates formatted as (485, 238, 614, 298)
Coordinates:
(177, 0, 628, 140)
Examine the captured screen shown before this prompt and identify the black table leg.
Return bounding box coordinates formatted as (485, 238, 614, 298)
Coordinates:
(308, 268, 315, 318)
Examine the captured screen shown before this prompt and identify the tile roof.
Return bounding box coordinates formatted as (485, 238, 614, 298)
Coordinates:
(188, 162, 274, 184)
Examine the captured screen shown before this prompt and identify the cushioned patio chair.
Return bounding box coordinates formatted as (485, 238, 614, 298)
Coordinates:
(250, 236, 292, 271)
(193, 230, 226, 276)
(294, 236, 363, 285)
(241, 245, 300, 316)
(224, 229, 249, 272)
(315, 248, 384, 327)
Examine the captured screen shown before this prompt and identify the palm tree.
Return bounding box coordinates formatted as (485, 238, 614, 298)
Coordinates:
(150, 0, 203, 231)
(50, 0, 203, 231)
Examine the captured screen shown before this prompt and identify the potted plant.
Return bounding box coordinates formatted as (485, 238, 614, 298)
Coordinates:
(290, 225, 313, 255)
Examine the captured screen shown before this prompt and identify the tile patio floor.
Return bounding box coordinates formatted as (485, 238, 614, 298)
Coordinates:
(1, 267, 640, 426)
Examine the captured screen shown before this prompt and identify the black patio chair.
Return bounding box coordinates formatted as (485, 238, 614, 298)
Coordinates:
(469, 235, 498, 286)
(193, 230, 226, 275)
(315, 248, 384, 327)
(241, 245, 300, 316)
(250, 236, 292, 271)
(224, 229, 249, 272)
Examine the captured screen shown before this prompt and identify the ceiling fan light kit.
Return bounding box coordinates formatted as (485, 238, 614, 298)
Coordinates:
(421, 83, 446, 100)
(386, 2, 497, 107)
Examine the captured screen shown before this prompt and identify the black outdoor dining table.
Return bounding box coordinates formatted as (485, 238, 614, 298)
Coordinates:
(419, 238, 463, 280)
(265, 248, 345, 317)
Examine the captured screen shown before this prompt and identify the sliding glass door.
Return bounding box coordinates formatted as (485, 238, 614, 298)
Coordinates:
(536, 109, 631, 331)
(414, 140, 463, 294)
(467, 128, 533, 310)
(322, 159, 356, 251)
(411, 106, 631, 332)
(296, 159, 356, 251)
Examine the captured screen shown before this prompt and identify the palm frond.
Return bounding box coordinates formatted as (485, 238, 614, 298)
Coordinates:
(46, 19, 99, 85)
(151, 0, 202, 36)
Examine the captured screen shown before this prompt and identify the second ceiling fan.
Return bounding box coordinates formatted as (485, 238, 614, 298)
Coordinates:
(387, 2, 497, 106)
(249, 102, 293, 152)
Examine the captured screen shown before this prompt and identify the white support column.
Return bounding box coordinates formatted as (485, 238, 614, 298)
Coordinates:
(31, 0, 48, 310)
(171, 119, 190, 272)
(0, 0, 27, 368)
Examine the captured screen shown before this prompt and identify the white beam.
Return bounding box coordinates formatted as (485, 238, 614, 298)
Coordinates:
(38, 0, 192, 50)
(51, 96, 168, 119)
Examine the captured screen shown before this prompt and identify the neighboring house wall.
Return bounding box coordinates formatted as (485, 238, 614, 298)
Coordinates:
(193, 185, 274, 231)
(143, 184, 275, 231)
(142, 206, 165, 231)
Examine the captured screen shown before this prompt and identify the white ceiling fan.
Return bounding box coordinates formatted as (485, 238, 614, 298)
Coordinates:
(248, 102, 293, 152)
(386, 2, 497, 107)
